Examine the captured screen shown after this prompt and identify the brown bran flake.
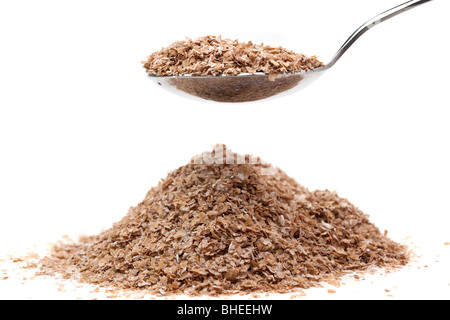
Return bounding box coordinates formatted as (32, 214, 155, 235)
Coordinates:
(39, 145, 408, 296)
(143, 35, 323, 77)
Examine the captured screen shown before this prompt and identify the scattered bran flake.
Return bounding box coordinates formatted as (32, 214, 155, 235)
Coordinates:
(327, 289, 336, 294)
(385, 289, 391, 293)
(1, 276, 9, 280)
(326, 279, 341, 288)
(38, 145, 408, 296)
(143, 35, 323, 77)
(8, 253, 40, 270)
(444, 242, 450, 246)
(290, 291, 307, 299)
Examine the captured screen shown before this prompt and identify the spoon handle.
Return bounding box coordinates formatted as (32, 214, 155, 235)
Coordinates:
(328, 0, 434, 68)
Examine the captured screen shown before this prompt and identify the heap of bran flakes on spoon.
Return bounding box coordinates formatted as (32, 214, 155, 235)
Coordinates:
(143, 35, 324, 79)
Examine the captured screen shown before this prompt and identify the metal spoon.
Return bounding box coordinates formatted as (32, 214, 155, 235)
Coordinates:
(149, 0, 433, 103)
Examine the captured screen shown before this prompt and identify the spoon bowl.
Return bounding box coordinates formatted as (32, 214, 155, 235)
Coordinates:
(149, 66, 329, 103)
(148, 0, 433, 103)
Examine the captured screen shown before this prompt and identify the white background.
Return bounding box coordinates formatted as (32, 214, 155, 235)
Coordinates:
(0, 0, 449, 299)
